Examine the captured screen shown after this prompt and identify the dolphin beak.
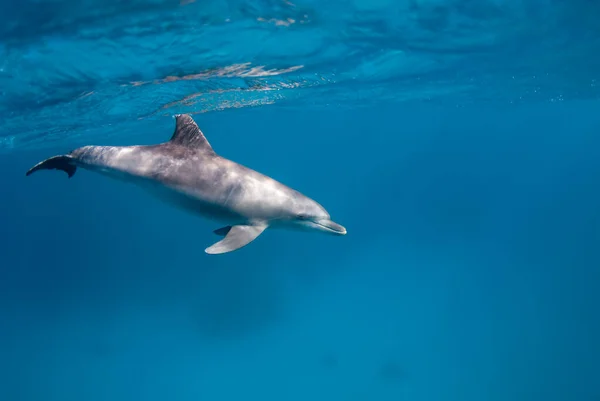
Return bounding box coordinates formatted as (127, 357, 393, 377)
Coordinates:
(314, 218, 347, 235)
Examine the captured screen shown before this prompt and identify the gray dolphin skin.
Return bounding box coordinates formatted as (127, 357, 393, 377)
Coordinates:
(26, 114, 346, 254)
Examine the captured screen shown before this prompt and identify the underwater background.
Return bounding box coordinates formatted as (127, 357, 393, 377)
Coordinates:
(1, 1, 600, 400)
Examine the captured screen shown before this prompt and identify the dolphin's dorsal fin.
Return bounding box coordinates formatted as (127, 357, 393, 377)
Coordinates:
(170, 114, 215, 153)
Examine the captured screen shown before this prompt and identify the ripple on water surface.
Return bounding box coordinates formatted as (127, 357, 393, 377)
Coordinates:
(1, 0, 599, 150)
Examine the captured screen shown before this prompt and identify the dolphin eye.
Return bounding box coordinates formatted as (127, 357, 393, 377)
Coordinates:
(297, 214, 309, 220)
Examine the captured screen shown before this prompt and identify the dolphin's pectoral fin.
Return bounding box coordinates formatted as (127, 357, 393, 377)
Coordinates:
(213, 226, 232, 236)
(205, 223, 268, 255)
(25, 155, 76, 178)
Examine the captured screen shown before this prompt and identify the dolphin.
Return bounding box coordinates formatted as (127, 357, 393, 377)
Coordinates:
(26, 114, 346, 254)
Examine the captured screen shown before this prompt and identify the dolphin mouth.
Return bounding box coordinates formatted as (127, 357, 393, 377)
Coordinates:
(313, 218, 347, 235)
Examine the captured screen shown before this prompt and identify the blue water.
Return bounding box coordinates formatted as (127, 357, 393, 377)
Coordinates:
(2, 1, 600, 400)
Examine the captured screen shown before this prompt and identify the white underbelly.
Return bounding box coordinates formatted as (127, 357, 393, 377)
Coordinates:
(140, 181, 244, 224)
(84, 163, 245, 225)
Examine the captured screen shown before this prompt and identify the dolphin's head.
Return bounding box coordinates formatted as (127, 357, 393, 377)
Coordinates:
(284, 196, 347, 236)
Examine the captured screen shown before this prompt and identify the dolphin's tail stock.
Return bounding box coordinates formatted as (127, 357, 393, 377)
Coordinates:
(26, 155, 77, 178)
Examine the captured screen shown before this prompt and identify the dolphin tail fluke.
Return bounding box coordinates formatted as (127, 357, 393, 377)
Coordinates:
(205, 223, 268, 254)
(26, 155, 77, 178)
